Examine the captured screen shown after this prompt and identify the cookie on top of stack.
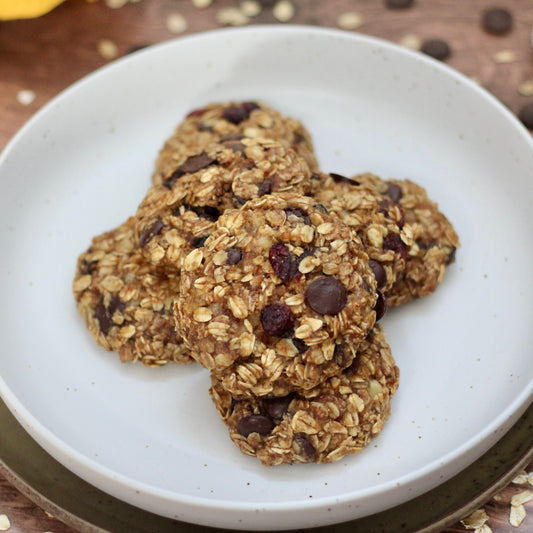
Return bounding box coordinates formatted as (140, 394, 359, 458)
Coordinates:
(73, 101, 459, 465)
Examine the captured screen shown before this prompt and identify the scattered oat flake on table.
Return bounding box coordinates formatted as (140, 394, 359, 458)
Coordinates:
(240, 0, 261, 17)
(336, 11, 364, 30)
(398, 33, 421, 50)
(97, 38, 119, 60)
(273, 0, 294, 22)
(191, 0, 212, 7)
(0, 514, 10, 531)
(216, 6, 249, 26)
(511, 489, 533, 506)
(493, 49, 516, 63)
(16, 89, 35, 105)
(105, 0, 128, 8)
(509, 503, 526, 527)
(461, 508, 489, 529)
(517, 80, 533, 96)
(166, 12, 187, 34)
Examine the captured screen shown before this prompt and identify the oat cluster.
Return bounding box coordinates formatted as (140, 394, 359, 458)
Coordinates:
(73, 101, 459, 465)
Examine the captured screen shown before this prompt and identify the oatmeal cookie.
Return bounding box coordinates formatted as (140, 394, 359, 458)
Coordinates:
(210, 325, 399, 465)
(313, 172, 414, 294)
(73, 217, 192, 366)
(176, 193, 380, 398)
(136, 137, 313, 271)
(355, 174, 459, 306)
(152, 101, 318, 184)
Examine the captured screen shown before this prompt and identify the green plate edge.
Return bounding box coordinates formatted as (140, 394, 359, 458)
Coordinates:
(0, 398, 531, 533)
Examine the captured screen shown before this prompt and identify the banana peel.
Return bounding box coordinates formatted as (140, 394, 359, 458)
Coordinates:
(0, 0, 69, 20)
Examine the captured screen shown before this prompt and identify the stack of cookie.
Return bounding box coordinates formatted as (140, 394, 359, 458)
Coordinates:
(73, 102, 459, 466)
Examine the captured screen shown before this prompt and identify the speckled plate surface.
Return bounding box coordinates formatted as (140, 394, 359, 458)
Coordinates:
(0, 26, 532, 531)
(1, 399, 531, 532)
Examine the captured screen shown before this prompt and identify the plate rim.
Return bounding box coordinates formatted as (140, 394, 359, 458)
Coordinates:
(0, 24, 533, 528)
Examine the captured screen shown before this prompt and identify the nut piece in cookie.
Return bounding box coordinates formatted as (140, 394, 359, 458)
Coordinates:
(152, 101, 318, 184)
(73, 217, 192, 366)
(210, 325, 399, 465)
(313, 171, 414, 295)
(176, 193, 380, 397)
(136, 137, 313, 271)
(355, 174, 460, 306)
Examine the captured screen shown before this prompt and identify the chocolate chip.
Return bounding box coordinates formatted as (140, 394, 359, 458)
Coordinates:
(222, 102, 258, 125)
(138, 218, 164, 247)
(226, 142, 247, 155)
(385, 0, 414, 9)
(421, 39, 451, 61)
(292, 337, 308, 354)
(313, 203, 329, 215)
(219, 133, 245, 142)
(185, 205, 221, 221)
(108, 294, 125, 316)
(343, 355, 361, 376)
(294, 434, 316, 461)
(179, 152, 216, 174)
(237, 415, 275, 437)
(262, 395, 292, 421)
(269, 243, 302, 282)
(305, 276, 347, 315)
(333, 342, 350, 369)
(284, 206, 310, 225)
(258, 178, 273, 196)
(369, 259, 387, 290)
(329, 172, 359, 186)
(127, 43, 149, 54)
(374, 290, 387, 321)
(233, 195, 247, 207)
(383, 233, 408, 260)
(95, 299, 113, 335)
(518, 102, 533, 130)
(80, 258, 98, 275)
(260, 303, 294, 337)
(482, 7, 513, 35)
(190, 235, 209, 248)
(385, 182, 403, 203)
(226, 247, 244, 265)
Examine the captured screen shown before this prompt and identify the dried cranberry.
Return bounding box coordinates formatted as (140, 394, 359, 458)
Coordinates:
(186, 107, 206, 118)
(269, 243, 302, 282)
(294, 433, 316, 461)
(260, 303, 294, 337)
(385, 182, 403, 203)
(258, 178, 273, 196)
(284, 206, 310, 225)
(95, 298, 113, 335)
(333, 342, 350, 368)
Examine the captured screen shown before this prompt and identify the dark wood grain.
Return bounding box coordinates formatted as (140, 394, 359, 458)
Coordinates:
(0, 1, 532, 531)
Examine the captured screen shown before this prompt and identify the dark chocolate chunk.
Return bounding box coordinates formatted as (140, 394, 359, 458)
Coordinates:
(80, 258, 98, 275)
(292, 337, 308, 354)
(108, 294, 125, 316)
(385, 182, 403, 203)
(369, 259, 387, 290)
(294, 433, 316, 461)
(258, 178, 273, 196)
(190, 235, 209, 248)
(95, 299, 113, 335)
(333, 342, 351, 369)
(226, 247, 244, 265)
(421, 39, 451, 61)
(185, 205, 221, 221)
(260, 303, 295, 337)
(383, 233, 408, 260)
(284, 206, 310, 225)
(343, 355, 361, 376)
(262, 395, 292, 421)
(179, 152, 216, 174)
(237, 415, 275, 437)
(305, 276, 347, 316)
(138, 218, 164, 248)
(482, 7, 513, 35)
(329, 172, 359, 186)
(374, 290, 388, 321)
(222, 102, 259, 125)
(385, 0, 414, 8)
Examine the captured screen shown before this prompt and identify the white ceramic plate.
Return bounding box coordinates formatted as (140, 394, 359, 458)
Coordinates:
(0, 26, 532, 531)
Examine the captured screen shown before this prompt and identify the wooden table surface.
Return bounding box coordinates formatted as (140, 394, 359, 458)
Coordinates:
(0, 0, 532, 531)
